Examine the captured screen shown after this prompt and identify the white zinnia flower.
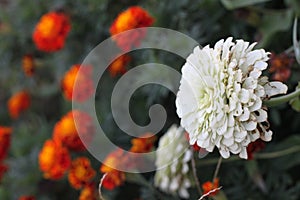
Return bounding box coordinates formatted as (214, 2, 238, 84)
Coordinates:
(176, 37, 288, 159)
(154, 125, 193, 199)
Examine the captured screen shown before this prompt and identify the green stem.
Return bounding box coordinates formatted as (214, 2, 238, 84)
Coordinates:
(255, 146, 300, 159)
(196, 145, 300, 166)
(191, 152, 203, 196)
(263, 89, 300, 107)
(213, 157, 222, 181)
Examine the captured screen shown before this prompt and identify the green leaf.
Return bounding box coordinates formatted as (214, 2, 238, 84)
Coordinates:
(245, 160, 268, 194)
(269, 135, 300, 170)
(258, 9, 293, 47)
(220, 0, 270, 10)
(289, 82, 300, 112)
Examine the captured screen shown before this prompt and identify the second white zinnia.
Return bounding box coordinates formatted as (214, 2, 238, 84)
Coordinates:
(176, 37, 288, 159)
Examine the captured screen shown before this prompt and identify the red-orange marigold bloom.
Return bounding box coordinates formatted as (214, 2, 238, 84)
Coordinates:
(130, 133, 156, 153)
(202, 178, 220, 197)
(7, 91, 30, 119)
(246, 139, 265, 160)
(79, 183, 98, 200)
(0, 126, 12, 161)
(61, 65, 94, 102)
(100, 149, 126, 190)
(108, 54, 131, 77)
(53, 110, 94, 151)
(18, 196, 35, 200)
(269, 52, 294, 82)
(0, 163, 8, 182)
(32, 11, 71, 52)
(68, 157, 96, 189)
(22, 55, 35, 77)
(110, 6, 154, 51)
(38, 139, 71, 180)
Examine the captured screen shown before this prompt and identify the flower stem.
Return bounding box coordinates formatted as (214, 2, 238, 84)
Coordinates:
(213, 157, 223, 181)
(196, 146, 300, 166)
(191, 152, 203, 196)
(255, 146, 300, 159)
(263, 88, 300, 107)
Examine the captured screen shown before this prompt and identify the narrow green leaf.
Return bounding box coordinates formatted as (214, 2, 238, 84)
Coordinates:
(258, 9, 293, 47)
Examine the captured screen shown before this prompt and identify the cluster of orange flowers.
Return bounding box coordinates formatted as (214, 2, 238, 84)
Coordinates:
(100, 134, 156, 190)
(202, 178, 220, 197)
(110, 6, 154, 51)
(108, 54, 131, 77)
(7, 91, 31, 119)
(61, 64, 94, 102)
(0, 126, 12, 183)
(22, 6, 156, 199)
(38, 109, 97, 199)
(68, 157, 96, 189)
(32, 11, 71, 52)
(53, 110, 95, 151)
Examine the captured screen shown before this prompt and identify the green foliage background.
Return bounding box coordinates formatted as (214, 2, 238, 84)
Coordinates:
(0, 0, 300, 199)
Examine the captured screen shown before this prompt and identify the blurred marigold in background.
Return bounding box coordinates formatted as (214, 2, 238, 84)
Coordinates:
(100, 149, 126, 190)
(32, 11, 71, 52)
(110, 6, 154, 51)
(0, 126, 12, 161)
(269, 52, 294, 82)
(246, 139, 265, 160)
(68, 157, 96, 189)
(0, 164, 8, 182)
(7, 91, 30, 119)
(79, 183, 98, 200)
(38, 139, 71, 180)
(202, 178, 220, 197)
(61, 64, 94, 102)
(22, 54, 35, 77)
(18, 196, 35, 200)
(130, 132, 156, 153)
(53, 110, 94, 151)
(108, 54, 131, 77)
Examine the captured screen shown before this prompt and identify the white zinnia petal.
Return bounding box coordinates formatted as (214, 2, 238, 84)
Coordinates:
(263, 81, 288, 97)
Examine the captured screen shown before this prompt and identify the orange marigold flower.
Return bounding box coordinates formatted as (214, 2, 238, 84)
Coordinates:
(246, 139, 265, 160)
(0, 126, 12, 161)
(7, 91, 30, 119)
(269, 52, 294, 82)
(18, 196, 35, 200)
(108, 54, 131, 77)
(202, 178, 220, 197)
(61, 64, 94, 102)
(79, 183, 98, 200)
(38, 139, 71, 180)
(68, 157, 96, 189)
(100, 149, 126, 190)
(53, 110, 94, 151)
(22, 54, 35, 77)
(32, 11, 71, 52)
(0, 163, 8, 182)
(130, 133, 156, 153)
(110, 6, 154, 51)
